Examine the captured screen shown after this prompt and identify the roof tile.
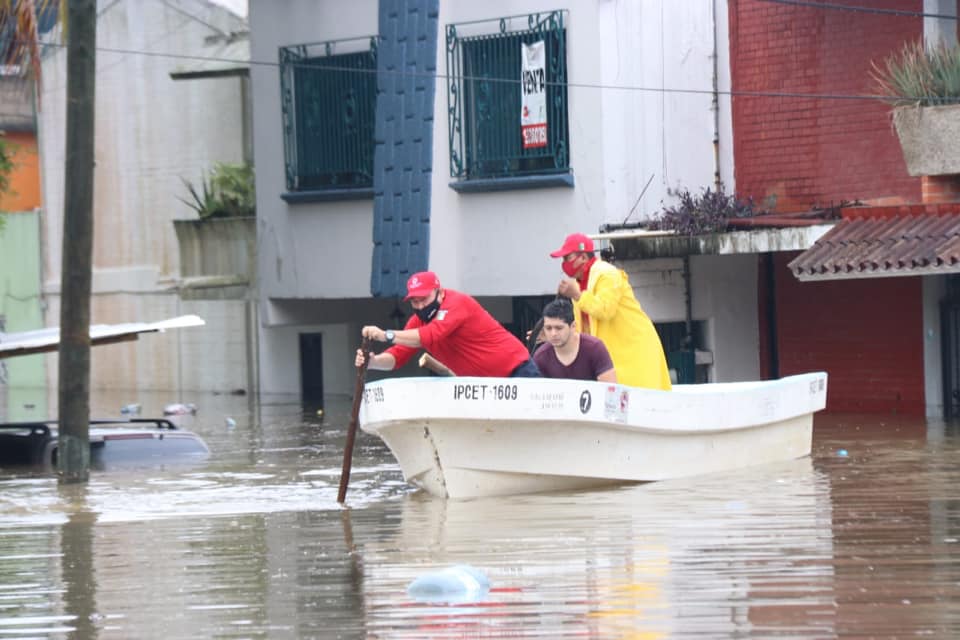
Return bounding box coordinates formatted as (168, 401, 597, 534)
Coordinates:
(789, 214, 960, 280)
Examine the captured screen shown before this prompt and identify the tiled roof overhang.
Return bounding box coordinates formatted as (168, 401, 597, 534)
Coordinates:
(789, 214, 960, 281)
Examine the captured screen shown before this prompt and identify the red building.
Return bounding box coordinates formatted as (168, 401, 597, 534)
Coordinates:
(729, 0, 960, 416)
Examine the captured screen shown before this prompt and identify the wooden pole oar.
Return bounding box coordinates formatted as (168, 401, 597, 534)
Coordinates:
(419, 352, 455, 376)
(337, 337, 372, 504)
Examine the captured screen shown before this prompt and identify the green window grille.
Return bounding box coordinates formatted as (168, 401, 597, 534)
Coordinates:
(446, 11, 570, 181)
(279, 37, 378, 192)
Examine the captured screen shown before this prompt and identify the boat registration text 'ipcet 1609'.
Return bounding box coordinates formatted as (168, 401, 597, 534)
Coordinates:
(453, 384, 518, 401)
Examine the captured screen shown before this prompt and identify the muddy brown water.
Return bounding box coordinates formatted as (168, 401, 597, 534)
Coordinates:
(1, 392, 959, 638)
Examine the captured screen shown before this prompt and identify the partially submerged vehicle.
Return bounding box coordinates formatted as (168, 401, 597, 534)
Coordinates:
(0, 315, 210, 470)
(0, 418, 210, 470)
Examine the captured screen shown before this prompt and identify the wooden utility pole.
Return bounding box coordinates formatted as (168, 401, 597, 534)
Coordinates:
(57, 0, 97, 483)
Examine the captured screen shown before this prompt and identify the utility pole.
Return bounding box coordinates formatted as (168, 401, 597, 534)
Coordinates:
(58, 0, 97, 483)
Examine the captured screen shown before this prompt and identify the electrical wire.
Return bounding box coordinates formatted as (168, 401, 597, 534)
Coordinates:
(756, 0, 958, 20)
(1, 37, 914, 105)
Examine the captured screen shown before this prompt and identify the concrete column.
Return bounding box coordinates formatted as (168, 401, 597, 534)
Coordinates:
(924, 0, 958, 50)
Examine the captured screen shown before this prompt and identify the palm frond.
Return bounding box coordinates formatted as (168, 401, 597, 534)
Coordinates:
(0, 0, 66, 108)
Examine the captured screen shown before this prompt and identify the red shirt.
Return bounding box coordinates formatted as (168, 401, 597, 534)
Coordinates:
(386, 289, 530, 377)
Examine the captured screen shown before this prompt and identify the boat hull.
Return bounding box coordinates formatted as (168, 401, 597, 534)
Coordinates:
(360, 372, 827, 499)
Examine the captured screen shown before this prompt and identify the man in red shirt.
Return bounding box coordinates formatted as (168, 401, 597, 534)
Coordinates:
(356, 271, 540, 378)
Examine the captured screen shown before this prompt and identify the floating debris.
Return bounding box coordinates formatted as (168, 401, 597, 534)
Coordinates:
(163, 403, 197, 416)
(407, 565, 490, 604)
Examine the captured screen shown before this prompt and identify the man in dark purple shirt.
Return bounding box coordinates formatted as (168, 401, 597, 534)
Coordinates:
(533, 299, 617, 382)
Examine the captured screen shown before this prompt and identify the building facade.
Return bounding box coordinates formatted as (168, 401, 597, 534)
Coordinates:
(250, 0, 742, 400)
(36, 0, 254, 399)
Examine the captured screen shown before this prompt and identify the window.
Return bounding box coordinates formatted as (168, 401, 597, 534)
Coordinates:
(445, 11, 570, 186)
(657, 320, 711, 384)
(279, 38, 378, 195)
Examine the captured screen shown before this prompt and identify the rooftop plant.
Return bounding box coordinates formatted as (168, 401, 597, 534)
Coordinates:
(647, 184, 764, 236)
(180, 162, 255, 220)
(872, 41, 960, 107)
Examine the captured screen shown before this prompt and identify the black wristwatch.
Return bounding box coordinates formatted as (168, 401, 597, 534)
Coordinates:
(384, 330, 396, 344)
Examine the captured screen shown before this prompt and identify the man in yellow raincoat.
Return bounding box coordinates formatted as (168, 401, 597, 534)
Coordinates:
(550, 232, 672, 390)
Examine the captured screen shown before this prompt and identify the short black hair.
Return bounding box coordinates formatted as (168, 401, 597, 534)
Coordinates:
(542, 298, 574, 325)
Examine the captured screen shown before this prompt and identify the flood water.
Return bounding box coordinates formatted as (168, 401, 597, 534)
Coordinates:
(2, 391, 960, 639)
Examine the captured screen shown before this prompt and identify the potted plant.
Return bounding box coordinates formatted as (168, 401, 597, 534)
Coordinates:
(646, 184, 764, 235)
(179, 162, 255, 219)
(174, 162, 257, 282)
(872, 41, 960, 176)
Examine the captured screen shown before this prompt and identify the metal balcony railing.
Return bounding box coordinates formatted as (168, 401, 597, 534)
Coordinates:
(279, 37, 378, 192)
(445, 10, 570, 181)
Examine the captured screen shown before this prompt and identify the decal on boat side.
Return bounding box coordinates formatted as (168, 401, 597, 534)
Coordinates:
(453, 383, 518, 401)
(604, 386, 629, 424)
(364, 387, 385, 403)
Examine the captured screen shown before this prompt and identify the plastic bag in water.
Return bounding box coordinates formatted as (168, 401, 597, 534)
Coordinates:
(163, 403, 197, 416)
(406, 564, 490, 604)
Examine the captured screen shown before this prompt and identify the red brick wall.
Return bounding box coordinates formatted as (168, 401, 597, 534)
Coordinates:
(759, 252, 925, 415)
(729, 0, 923, 211)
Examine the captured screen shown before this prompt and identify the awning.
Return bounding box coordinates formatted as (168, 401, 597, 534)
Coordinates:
(599, 225, 835, 261)
(789, 214, 960, 281)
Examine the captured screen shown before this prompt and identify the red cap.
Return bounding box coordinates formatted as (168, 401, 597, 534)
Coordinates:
(549, 233, 594, 258)
(404, 271, 441, 300)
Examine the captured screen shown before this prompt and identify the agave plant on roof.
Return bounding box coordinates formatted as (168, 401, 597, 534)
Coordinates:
(872, 40, 960, 107)
(873, 41, 960, 177)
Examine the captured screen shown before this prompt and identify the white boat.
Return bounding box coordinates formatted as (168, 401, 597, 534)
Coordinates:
(359, 372, 828, 499)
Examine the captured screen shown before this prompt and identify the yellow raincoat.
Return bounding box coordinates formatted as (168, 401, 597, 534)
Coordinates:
(573, 260, 672, 390)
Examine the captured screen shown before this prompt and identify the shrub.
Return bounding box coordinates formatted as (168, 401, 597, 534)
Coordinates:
(180, 162, 255, 219)
(872, 41, 960, 107)
(647, 184, 764, 236)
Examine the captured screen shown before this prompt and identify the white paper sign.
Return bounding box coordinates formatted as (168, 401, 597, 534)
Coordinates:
(521, 40, 547, 149)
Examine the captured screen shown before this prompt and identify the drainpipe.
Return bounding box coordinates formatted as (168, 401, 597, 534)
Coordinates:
(711, 0, 721, 191)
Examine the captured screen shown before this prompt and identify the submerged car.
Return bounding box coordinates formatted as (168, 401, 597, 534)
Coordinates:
(0, 418, 210, 470)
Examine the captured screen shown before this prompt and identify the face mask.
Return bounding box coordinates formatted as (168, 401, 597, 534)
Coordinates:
(415, 295, 442, 323)
(562, 258, 581, 278)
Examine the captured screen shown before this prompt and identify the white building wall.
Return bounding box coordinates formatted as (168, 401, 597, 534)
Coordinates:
(252, 0, 734, 301)
(623, 253, 761, 384)
(430, 0, 734, 296)
(38, 0, 249, 391)
(250, 0, 379, 304)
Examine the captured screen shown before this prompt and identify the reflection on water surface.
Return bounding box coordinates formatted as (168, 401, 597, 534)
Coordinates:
(1, 393, 960, 638)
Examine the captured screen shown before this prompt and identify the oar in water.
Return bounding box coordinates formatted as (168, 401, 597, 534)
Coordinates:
(526, 318, 545, 355)
(337, 337, 372, 504)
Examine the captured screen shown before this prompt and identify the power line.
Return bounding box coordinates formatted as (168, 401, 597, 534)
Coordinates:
(6, 38, 909, 105)
(756, 0, 959, 20)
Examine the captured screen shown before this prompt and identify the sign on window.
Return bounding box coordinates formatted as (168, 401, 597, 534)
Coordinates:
(521, 40, 547, 149)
